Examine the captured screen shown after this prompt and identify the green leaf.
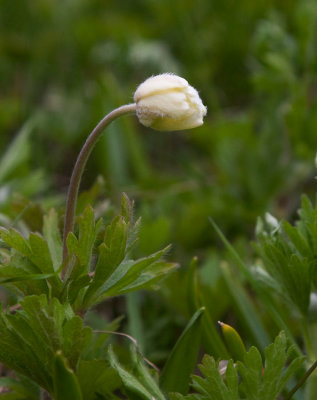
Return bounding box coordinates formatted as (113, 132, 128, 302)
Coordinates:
(0, 271, 57, 284)
(0, 119, 34, 183)
(257, 235, 311, 315)
(66, 206, 100, 275)
(198, 291, 230, 360)
(83, 215, 130, 304)
(0, 228, 32, 258)
(43, 208, 63, 272)
(238, 346, 263, 399)
(220, 262, 270, 350)
(0, 257, 50, 296)
(53, 351, 83, 400)
(186, 260, 228, 360)
(67, 273, 91, 305)
(130, 347, 166, 400)
(238, 332, 305, 400)
(108, 346, 166, 400)
(0, 308, 52, 390)
(172, 332, 304, 400)
(0, 377, 39, 400)
(160, 307, 205, 395)
(210, 219, 301, 354)
(191, 356, 239, 400)
(0, 229, 63, 296)
(103, 215, 129, 271)
(0, 294, 92, 394)
(112, 261, 178, 294)
(76, 206, 99, 268)
(77, 359, 121, 400)
(84, 246, 172, 307)
(103, 246, 170, 293)
(120, 192, 134, 225)
(260, 332, 305, 399)
(28, 233, 54, 273)
(62, 316, 92, 369)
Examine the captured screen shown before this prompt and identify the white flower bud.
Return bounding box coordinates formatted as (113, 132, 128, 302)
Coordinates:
(134, 73, 207, 131)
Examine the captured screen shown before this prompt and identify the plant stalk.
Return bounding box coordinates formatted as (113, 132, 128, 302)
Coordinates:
(62, 103, 136, 277)
(306, 321, 317, 400)
(284, 360, 317, 400)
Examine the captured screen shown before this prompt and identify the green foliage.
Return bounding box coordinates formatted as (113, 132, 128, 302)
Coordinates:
(255, 196, 317, 316)
(108, 346, 166, 400)
(1, 0, 317, 398)
(0, 193, 180, 398)
(0, 295, 91, 393)
(170, 332, 305, 400)
(0, 194, 177, 312)
(53, 352, 83, 400)
(160, 307, 205, 395)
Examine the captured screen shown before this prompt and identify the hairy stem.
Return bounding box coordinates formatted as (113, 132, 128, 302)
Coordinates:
(62, 103, 136, 277)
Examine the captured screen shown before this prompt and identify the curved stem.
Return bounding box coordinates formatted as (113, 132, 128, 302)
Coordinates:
(62, 103, 136, 276)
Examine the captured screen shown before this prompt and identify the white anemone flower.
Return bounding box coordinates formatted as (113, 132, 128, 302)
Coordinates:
(134, 73, 207, 131)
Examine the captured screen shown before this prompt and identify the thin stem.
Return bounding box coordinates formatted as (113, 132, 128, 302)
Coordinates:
(284, 360, 317, 400)
(62, 103, 136, 277)
(93, 330, 159, 371)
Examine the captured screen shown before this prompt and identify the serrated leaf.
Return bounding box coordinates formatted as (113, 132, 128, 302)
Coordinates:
(105, 215, 129, 264)
(84, 246, 171, 307)
(238, 332, 305, 400)
(121, 192, 134, 224)
(53, 351, 83, 400)
(104, 246, 170, 293)
(160, 307, 204, 395)
(238, 347, 263, 399)
(20, 295, 62, 351)
(84, 215, 129, 304)
(260, 332, 305, 399)
(0, 310, 52, 390)
(108, 261, 178, 295)
(62, 316, 92, 369)
(191, 355, 237, 400)
(283, 220, 311, 258)
(172, 332, 304, 400)
(66, 206, 99, 275)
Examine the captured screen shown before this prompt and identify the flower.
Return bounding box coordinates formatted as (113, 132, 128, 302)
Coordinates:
(134, 73, 207, 131)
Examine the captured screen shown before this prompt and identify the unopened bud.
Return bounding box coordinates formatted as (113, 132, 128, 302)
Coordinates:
(218, 321, 246, 362)
(134, 73, 207, 131)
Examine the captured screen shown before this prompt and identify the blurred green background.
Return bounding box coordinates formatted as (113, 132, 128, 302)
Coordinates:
(1, 0, 317, 362)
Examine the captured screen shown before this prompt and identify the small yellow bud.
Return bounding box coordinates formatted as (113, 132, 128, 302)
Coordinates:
(134, 73, 207, 131)
(218, 321, 246, 362)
